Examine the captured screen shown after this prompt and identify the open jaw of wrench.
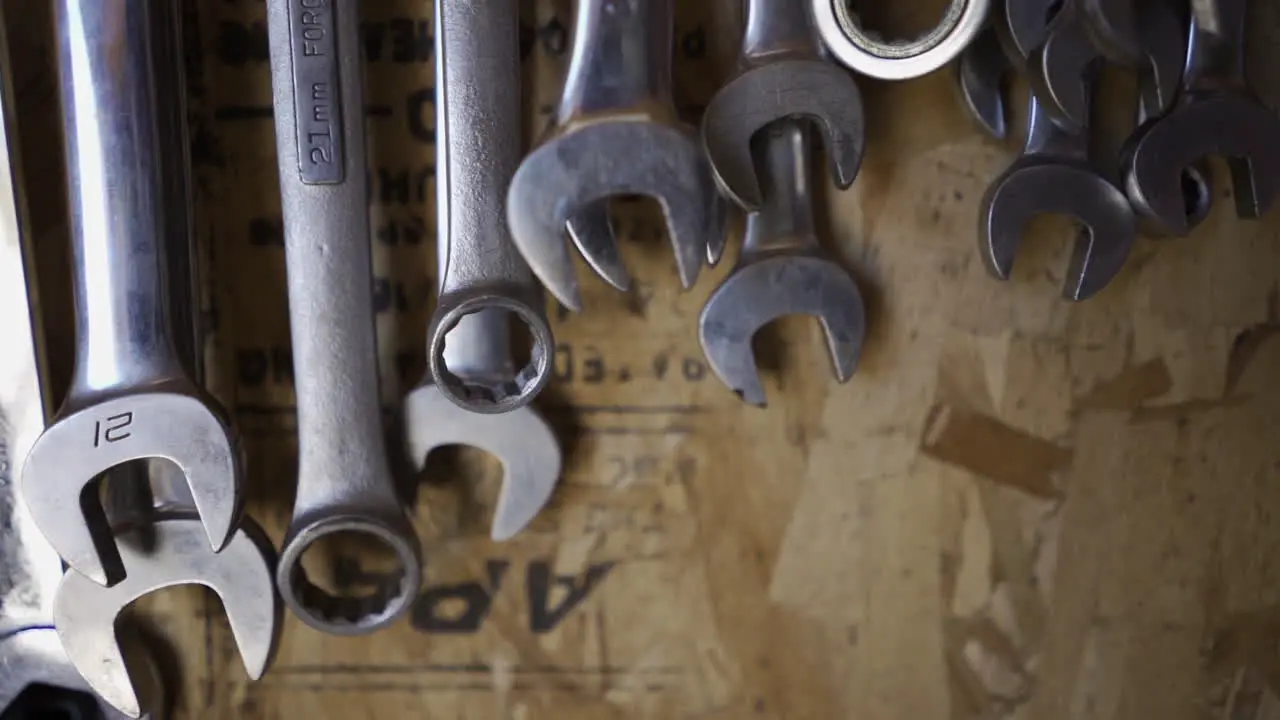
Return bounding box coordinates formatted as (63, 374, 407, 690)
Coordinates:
(55, 460, 280, 719)
(810, 0, 991, 80)
(1028, 0, 1187, 133)
(701, 0, 865, 210)
(266, 0, 421, 634)
(956, 22, 1012, 138)
(699, 121, 867, 407)
(428, 0, 553, 414)
(20, 0, 244, 589)
(506, 0, 718, 312)
(0, 15, 164, 715)
(981, 94, 1136, 301)
(1123, 0, 1280, 236)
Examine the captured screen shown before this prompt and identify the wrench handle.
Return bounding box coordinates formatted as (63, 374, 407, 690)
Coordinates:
(57, 0, 186, 400)
(742, 0, 820, 64)
(557, 0, 676, 122)
(741, 121, 821, 258)
(266, 0, 394, 505)
(434, 0, 534, 298)
(1185, 0, 1248, 90)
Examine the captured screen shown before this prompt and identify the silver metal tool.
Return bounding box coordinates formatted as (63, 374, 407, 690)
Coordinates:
(699, 121, 867, 406)
(427, 0, 553, 414)
(956, 22, 1012, 138)
(266, 0, 421, 634)
(701, 0, 865, 211)
(1029, 0, 1187, 133)
(980, 94, 1136, 300)
(810, 0, 991, 80)
(506, 0, 719, 312)
(1123, 0, 1280, 236)
(56, 459, 280, 719)
(400, 0, 561, 542)
(0, 10, 164, 714)
(20, 0, 245, 589)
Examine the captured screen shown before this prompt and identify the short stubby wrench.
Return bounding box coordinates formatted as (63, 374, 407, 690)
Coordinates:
(1123, 0, 1280, 236)
(981, 94, 1136, 301)
(1029, 0, 1187, 133)
(266, 0, 422, 634)
(699, 121, 867, 407)
(56, 459, 280, 719)
(701, 0, 865, 210)
(21, 0, 244, 588)
(428, 0, 553, 413)
(810, 0, 991, 80)
(506, 0, 719, 312)
(956, 22, 1012, 138)
(0, 15, 164, 713)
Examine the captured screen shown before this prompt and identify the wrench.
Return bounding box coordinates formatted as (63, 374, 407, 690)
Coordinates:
(20, 0, 245, 589)
(701, 0, 865, 210)
(266, 0, 422, 634)
(1029, 0, 1188, 133)
(699, 121, 867, 406)
(506, 0, 719, 312)
(428, 0, 554, 414)
(56, 459, 280, 719)
(810, 0, 991, 80)
(956, 22, 1012, 138)
(980, 93, 1136, 300)
(0, 11, 165, 715)
(1123, 0, 1280, 236)
(400, 0, 561, 541)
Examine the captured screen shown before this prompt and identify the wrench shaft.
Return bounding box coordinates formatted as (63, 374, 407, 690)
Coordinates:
(1023, 96, 1088, 160)
(1184, 0, 1247, 90)
(742, 0, 818, 64)
(558, 0, 675, 122)
(59, 0, 186, 400)
(741, 122, 821, 257)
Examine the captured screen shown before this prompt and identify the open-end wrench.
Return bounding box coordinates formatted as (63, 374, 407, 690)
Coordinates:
(506, 0, 719, 312)
(701, 0, 865, 210)
(956, 22, 1013, 138)
(699, 121, 867, 407)
(266, 0, 422, 634)
(427, 0, 553, 414)
(981, 93, 1136, 300)
(0, 12, 164, 714)
(400, 0, 561, 542)
(20, 0, 245, 589)
(810, 0, 991, 80)
(1029, 0, 1187, 133)
(56, 458, 280, 718)
(1123, 0, 1280, 236)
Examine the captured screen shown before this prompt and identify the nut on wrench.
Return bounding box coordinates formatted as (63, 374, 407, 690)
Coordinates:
(266, 0, 421, 634)
(506, 0, 719, 312)
(1029, 0, 1188, 133)
(699, 121, 867, 406)
(55, 460, 280, 719)
(1123, 0, 1280, 236)
(428, 0, 553, 414)
(701, 0, 865, 210)
(981, 94, 1136, 300)
(810, 0, 991, 80)
(21, 0, 245, 588)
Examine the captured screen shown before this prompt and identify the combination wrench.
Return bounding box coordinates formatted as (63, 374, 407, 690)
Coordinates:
(401, 0, 561, 541)
(980, 93, 1136, 300)
(506, 0, 719, 312)
(266, 0, 422, 634)
(0, 11, 164, 713)
(701, 0, 865, 211)
(699, 121, 867, 407)
(1123, 0, 1280, 236)
(810, 0, 991, 80)
(20, 0, 245, 589)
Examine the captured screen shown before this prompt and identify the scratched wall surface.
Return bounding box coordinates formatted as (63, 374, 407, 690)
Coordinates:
(9, 0, 1280, 718)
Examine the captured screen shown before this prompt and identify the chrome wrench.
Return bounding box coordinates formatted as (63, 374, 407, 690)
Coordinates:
(21, 0, 244, 588)
(402, 0, 561, 541)
(506, 0, 719, 312)
(266, 0, 421, 634)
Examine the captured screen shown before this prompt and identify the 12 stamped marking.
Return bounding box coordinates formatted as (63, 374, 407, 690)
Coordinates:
(287, 0, 344, 184)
